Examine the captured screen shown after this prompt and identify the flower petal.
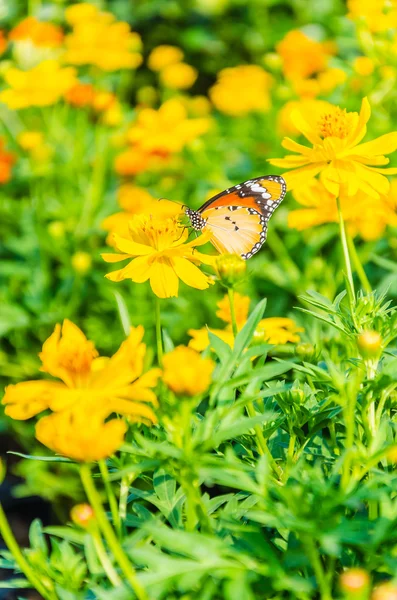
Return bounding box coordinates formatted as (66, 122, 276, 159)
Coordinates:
(352, 132, 397, 158)
(149, 258, 179, 298)
(112, 234, 153, 256)
(171, 256, 212, 290)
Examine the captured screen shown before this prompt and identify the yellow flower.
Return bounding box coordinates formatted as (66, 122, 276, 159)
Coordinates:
(2, 320, 160, 422)
(102, 215, 215, 298)
(71, 251, 92, 274)
(347, 0, 397, 32)
(160, 62, 198, 89)
(36, 409, 128, 462)
(0, 60, 77, 109)
(126, 98, 211, 156)
(278, 99, 334, 136)
(353, 56, 375, 76)
(209, 65, 273, 116)
(148, 45, 184, 71)
(276, 30, 333, 81)
(190, 294, 302, 351)
(288, 178, 397, 241)
(269, 97, 397, 199)
(253, 318, 303, 344)
(64, 3, 142, 72)
(17, 131, 43, 151)
(9, 17, 64, 47)
(163, 346, 215, 396)
(102, 184, 182, 242)
(216, 293, 250, 330)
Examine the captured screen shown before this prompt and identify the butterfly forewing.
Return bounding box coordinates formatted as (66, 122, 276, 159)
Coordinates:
(187, 175, 286, 259)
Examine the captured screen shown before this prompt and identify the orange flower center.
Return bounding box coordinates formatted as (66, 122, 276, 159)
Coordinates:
(133, 216, 184, 251)
(318, 107, 353, 139)
(58, 339, 98, 375)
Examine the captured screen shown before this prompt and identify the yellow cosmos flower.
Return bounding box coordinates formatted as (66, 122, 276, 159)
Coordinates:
(102, 215, 215, 298)
(148, 45, 184, 71)
(289, 178, 397, 241)
(276, 30, 334, 81)
(278, 99, 334, 136)
(160, 62, 198, 89)
(210, 65, 273, 116)
(253, 318, 304, 345)
(189, 294, 303, 351)
(126, 98, 211, 155)
(347, 0, 397, 32)
(36, 407, 128, 462)
(216, 293, 250, 330)
(9, 17, 64, 47)
(353, 57, 375, 77)
(2, 320, 160, 422)
(163, 346, 215, 396)
(0, 60, 77, 109)
(17, 131, 43, 151)
(64, 3, 142, 72)
(102, 184, 182, 243)
(269, 97, 397, 199)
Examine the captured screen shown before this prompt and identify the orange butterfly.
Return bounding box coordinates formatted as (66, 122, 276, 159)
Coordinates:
(185, 175, 286, 259)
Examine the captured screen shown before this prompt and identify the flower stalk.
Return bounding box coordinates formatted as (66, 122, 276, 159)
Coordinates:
(80, 463, 148, 600)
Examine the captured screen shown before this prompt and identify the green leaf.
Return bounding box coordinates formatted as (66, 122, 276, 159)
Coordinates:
(113, 291, 131, 335)
(7, 452, 73, 463)
(43, 526, 86, 545)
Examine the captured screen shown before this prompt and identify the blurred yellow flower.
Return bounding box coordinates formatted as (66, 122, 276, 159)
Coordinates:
(71, 251, 92, 274)
(115, 99, 211, 175)
(9, 17, 64, 47)
(347, 0, 397, 32)
(64, 3, 142, 71)
(102, 184, 182, 242)
(276, 30, 333, 81)
(148, 45, 184, 71)
(210, 65, 273, 116)
(36, 408, 128, 462)
(126, 98, 210, 155)
(353, 56, 375, 76)
(216, 292, 250, 330)
(2, 320, 160, 423)
(0, 60, 77, 109)
(269, 97, 397, 199)
(288, 178, 397, 241)
(102, 214, 215, 298)
(17, 131, 43, 151)
(163, 346, 215, 396)
(160, 62, 198, 89)
(189, 294, 303, 350)
(253, 318, 303, 344)
(0, 139, 15, 183)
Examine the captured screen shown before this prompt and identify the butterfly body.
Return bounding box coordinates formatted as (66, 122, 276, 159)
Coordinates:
(185, 175, 286, 259)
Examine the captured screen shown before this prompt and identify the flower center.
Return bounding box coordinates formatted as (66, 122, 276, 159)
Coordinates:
(135, 216, 183, 251)
(58, 339, 98, 375)
(318, 107, 354, 139)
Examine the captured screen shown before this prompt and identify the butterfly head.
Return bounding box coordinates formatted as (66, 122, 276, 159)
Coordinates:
(185, 207, 206, 231)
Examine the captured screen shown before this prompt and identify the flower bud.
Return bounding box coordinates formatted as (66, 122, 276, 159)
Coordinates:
(263, 52, 283, 71)
(48, 221, 65, 239)
(372, 583, 397, 600)
(136, 85, 158, 107)
(70, 504, 95, 528)
(386, 446, 397, 463)
(72, 251, 92, 275)
(215, 253, 246, 288)
(340, 568, 370, 596)
(357, 330, 382, 359)
(295, 342, 316, 361)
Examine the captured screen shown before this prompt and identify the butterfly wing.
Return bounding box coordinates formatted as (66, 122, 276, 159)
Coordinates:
(199, 175, 286, 259)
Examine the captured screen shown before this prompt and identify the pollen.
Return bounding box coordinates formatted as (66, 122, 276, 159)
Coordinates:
(318, 107, 354, 139)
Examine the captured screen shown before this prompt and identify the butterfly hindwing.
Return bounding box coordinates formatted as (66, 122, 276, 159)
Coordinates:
(185, 175, 286, 259)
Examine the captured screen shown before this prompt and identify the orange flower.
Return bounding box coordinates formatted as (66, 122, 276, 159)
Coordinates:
(9, 17, 64, 47)
(0, 139, 15, 184)
(65, 82, 95, 107)
(276, 30, 333, 81)
(0, 30, 7, 55)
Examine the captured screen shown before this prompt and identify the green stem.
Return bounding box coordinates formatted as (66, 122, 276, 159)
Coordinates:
(227, 288, 239, 337)
(246, 401, 283, 479)
(154, 296, 163, 365)
(91, 528, 122, 587)
(80, 464, 148, 600)
(119, 474, 133, 523)
(99, 460, 121, 538)
(303, 536, 332, 600)
(346, 232, 372, 294)
(341, 390, 358, 491)
(0, 504, 56, 600)
(336, 197, 356, 319)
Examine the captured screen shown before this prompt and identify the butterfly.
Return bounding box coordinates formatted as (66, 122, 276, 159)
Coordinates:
(185, 175, 286, 259)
